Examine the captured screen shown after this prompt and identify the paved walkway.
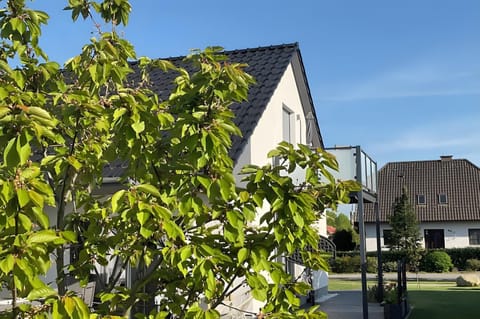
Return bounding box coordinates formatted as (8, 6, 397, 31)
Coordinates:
(319, 291, 384, 319)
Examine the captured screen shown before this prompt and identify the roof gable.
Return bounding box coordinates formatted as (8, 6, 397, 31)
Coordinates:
(365, 158, 480, 223)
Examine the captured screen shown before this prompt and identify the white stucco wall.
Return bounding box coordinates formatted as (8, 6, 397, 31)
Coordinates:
(247, 63, 306, 166)
(230, 62, 330, 314)
(365, 221, 480, 251)
(233, 63, 307, 183)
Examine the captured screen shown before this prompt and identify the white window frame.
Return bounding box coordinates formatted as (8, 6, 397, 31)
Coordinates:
(416, 194, 426, 205)
(468, 229, 480, 245)
(438, 193, 448, 204)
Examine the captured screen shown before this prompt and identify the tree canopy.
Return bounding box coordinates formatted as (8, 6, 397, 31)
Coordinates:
(0, 1, 357, 318)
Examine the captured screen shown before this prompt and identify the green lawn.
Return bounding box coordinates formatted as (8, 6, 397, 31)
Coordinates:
(329, 279, 480, 319)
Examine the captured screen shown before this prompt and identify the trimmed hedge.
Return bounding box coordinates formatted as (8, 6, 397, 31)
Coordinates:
(444, 247, 480, 270)
(329, 255, 378, 273)
(332, 248, 480, 273)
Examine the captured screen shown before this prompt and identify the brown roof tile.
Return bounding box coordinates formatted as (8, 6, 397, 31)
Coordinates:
(364, 157, 480, 223)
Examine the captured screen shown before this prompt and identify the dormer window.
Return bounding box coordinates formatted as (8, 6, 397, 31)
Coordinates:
(438, 193, 448, 204)
(416, 194, 426, 205)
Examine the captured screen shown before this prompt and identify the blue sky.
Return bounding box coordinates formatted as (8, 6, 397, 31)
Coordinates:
(31, 0, 480, 168)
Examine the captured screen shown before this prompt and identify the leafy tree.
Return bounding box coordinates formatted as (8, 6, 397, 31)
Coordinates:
(0, 1, 358, 318)
(335, 213, 352, 231)
(388, 188, 422, 268)
(328, 213, 359, 251)
(326, 210, 336, 228)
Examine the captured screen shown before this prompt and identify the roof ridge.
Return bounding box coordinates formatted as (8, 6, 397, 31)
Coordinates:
(139, 43, 299, 62)
(222, 42, 298, 54)
(385, 158, 470, 165)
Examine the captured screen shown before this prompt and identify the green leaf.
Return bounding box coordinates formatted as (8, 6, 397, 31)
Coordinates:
(251, 287, 267, 301)
(163, 220, 183, 240)
(26, 106, 53, 120)
(131, 121, 145, 134)
(17, 189, 30, 208)
(113, 107, 127, 121)
(254, 170, 264, 183)
(32, 206, 50, 229)
(140, 226, 153, 239)
(292, 212, 304, 228)
(237, 248, 248, 264)
(111, 189, 126, 212)
(239, 191, 249, 203)
(0, 88, 9, 100)
(61, 231, 77, 242)
(27, 286, 57, 300)
(136, 211, 150, 226)
(73, 296, 90, 318)
(28, 190, 44, 208)
(285, 289, 300, 306)
(271, 269, 281, 284)
(205, 309, 219, 319)
(64, 296, 76, 317)
(67, 155, 83, 171)
(4, 138, 19, 167)
(136, 184, 161, 197)
(197, 175, 211, 189)
(180, 246, 192, 262)
(17, 138, 31, 165)
(205, 269, 216, 299)
(0, 254, 14, 274)
(28, 230, 61, 244)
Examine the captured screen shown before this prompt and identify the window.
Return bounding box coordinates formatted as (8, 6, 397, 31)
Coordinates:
(438, 193, 448, 204)
(469, 229, 480, 245)
(424, 229, 445, 249)
(282, 106, 294, 143)
(383, 229, 393, 246)
(416, 194, 426, 205)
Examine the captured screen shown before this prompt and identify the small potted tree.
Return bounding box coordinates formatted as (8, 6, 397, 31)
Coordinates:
(383, 282, 409, 319)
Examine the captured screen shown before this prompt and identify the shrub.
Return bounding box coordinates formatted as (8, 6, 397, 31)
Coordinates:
(367, 256, 378, 273)
(465, 259, 480, 271)
(421, 251, 453, 273)
(330, 255, 360, 273)
(445, 247, 480, 270)
(382, 261, 398, 273)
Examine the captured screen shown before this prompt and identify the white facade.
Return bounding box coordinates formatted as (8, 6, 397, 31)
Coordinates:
(234, 63, 309, 183)
(228, 61, 328, 315)
(365, 221, 480, 251)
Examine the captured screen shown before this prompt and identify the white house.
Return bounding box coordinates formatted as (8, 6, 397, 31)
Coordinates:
(364, 156, 480, 251)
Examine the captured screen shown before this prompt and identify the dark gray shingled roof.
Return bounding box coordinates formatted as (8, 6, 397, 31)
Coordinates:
(364, 156, 480, 223)
(104, 43, 323, 178)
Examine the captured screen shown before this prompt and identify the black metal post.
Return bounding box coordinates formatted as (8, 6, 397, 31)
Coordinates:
(355, 146, 368, 319)
(375, 202, 383, 302)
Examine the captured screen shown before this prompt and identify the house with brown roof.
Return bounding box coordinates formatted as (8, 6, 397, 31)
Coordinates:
(364, 155, 480, 251)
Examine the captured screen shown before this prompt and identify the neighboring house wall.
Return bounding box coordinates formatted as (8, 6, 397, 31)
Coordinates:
(366, 221, 480, 251)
